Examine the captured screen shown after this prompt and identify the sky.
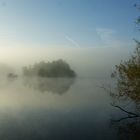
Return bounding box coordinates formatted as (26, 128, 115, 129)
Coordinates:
(0, 0, 139, 48)
(0, 0, 139, 78)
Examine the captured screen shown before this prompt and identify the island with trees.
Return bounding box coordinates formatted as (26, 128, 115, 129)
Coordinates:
(22, 59, 76, 78)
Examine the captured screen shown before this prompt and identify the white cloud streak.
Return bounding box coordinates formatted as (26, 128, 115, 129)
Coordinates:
(96, 28, 114, 40)
(95, 27, 134, 47)
(96, 28, 117, 45)
(65, 35, 79, 47)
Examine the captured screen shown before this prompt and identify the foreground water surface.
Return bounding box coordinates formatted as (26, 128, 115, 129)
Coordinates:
(0, 77, 120, 140)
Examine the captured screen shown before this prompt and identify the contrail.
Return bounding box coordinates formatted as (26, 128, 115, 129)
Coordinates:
(65, 35, 79, 47)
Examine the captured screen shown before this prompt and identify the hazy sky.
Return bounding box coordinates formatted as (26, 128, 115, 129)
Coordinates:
(0, 0, 139, 78)
(0, 0, 139, 48)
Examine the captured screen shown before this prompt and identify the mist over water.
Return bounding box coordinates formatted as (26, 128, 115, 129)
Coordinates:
(0, 77, 116, 140)
(0, 0, 139, 138)
(0, 46, 134, 140)
(0, 46, 133, 77)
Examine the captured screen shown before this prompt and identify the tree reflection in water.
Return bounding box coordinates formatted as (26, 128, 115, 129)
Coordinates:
(23, 77, 75, 95)
(111, 116, 140, 140)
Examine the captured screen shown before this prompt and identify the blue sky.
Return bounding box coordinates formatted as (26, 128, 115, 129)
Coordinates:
(0, 0, 139, 48)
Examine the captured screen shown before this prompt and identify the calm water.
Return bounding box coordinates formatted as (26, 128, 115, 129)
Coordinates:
(0, 77, 117, 140)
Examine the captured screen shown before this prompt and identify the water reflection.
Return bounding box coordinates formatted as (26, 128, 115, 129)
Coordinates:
(0, 78, 116, 140)
(23, 77, 75, 94)
(111, 116, 140, 140)
(0, 108, 115, 140)
(110, 87, 140, 140)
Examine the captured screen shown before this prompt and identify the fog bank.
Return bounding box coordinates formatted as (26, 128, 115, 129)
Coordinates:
(0, 46, 134, 78)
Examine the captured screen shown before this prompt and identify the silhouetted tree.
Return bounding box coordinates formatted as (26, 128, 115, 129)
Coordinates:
(23, 59, 76, 78)
(110, 3, 140, 140)
(111, 42, 140, 103)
